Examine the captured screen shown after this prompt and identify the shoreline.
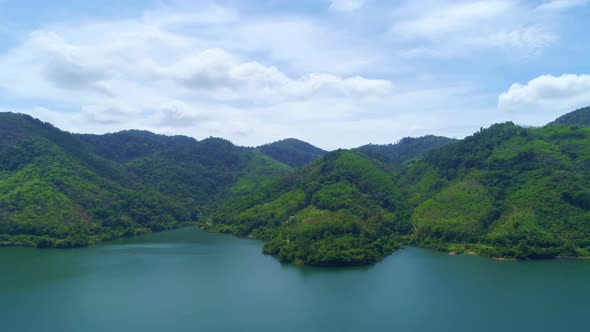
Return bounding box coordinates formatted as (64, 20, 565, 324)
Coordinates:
(447, 249, 590, 261)
(8, 225, 588, 268)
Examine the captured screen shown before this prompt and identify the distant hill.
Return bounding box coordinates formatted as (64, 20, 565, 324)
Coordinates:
(79, 134, 293, 216)
(78, 130, 195, 163)
(550, 106, 590, 126)
(356, 135, 456, 164)
(258, 138, 327, 168)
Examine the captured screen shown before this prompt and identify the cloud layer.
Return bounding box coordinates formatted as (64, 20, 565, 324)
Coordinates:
(390, 0, 563, 58)
(0, 0, 588, 149)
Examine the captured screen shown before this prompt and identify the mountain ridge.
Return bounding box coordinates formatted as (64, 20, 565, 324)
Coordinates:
(2, 107, 590, 266)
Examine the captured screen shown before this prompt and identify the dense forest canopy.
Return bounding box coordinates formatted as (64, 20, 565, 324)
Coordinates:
(258, 138, 327, 168)
(1, 107, 590, 266)
(551, 106, 590, 126)
(0, 113, 293, 247)
(356, 135, 456, 165)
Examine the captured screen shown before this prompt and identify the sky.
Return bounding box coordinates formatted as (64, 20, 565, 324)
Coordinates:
(0, 0, 589, 150)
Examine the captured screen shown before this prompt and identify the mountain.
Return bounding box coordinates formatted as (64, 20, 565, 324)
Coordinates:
(356, 135, 456, 164)
(401, 121, 590, 259)
(211, 116, 590, 264)
(78, 130, 195, 163)
(258, 138, 327, 168)
(0, 112, 293, 248)
(3, 108, 590, 265)
(0, 113, 187, 248)
(551, 106, 590, 126)
(79, 133, 293, 216)
(210, 150, 410, 266)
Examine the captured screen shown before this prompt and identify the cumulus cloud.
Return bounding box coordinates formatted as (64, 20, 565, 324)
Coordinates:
(330, 0, 366, 12)
(498, 74, 590, 112)
(161, 50, 392, 102)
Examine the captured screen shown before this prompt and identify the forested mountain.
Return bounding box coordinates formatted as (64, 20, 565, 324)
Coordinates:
(78, 130, 196, 163)
(210, 150, 410, 266)
(80, 133, 293, 215)
(2, 107, 590, 266)
(402, 122, 590, 259)
(0, 113, 187, 248)
(212, 107, 590, 265)
(0, 112, 292, 248)
(356, 135, 456, 164)
(551, 106, 590, 126)
(258, 138, 327, 168)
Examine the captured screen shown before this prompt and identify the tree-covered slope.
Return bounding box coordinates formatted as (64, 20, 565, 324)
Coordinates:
(0, 113, 292, 248)
(356, 135, 456, 164)
(550, 106, 590, 126)
(402, 122, 590, 258)
(210, 150, 410, 266)
(3, 108, 590, 265)
(78, 130, 196, 163)
(0, 113, 129, 184)
(258, 138, 327, 168)
(209, 116, 590, 264)
(0, 114, 188, 247)
(81, 133, 294, 215)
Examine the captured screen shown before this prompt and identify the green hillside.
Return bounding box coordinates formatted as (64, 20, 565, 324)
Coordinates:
(0, 114, 188, 247)
(403, 122, 590, 258)
(81, 133, 294, 215)
(210, 150, 410, 266)
(356, 135, 456, 164)
(2, 107, 590, 265)
(551, 106, 590, 126)
(0, 112, 292, 248)
(210, 107, 590, 264)
(258, 138, 327, 168)
(78, 130, 195, 163)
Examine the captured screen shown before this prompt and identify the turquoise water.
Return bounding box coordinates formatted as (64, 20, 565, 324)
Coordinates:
(1, 227, 589, 332)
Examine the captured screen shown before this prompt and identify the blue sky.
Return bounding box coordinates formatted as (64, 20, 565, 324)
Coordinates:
(0, 0, 589, 149)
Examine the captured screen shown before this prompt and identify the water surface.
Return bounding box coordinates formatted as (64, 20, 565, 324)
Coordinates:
(1, 227, 589, 332)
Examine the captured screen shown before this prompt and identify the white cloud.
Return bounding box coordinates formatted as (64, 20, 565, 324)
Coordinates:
(0, 1, 584, 148)
(330, 0, 366, 12)
(536, 0, 590, 11)
(392, 1, 514, 39)
(158, 48, 392, 102)
(498, 74, 590, 113)
(0, 5, 396, 148)
(0, 23, 392, 106)
(391, 0, 558, 58)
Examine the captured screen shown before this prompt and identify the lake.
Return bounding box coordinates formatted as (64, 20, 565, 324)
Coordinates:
(1, 227, 589, 332)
